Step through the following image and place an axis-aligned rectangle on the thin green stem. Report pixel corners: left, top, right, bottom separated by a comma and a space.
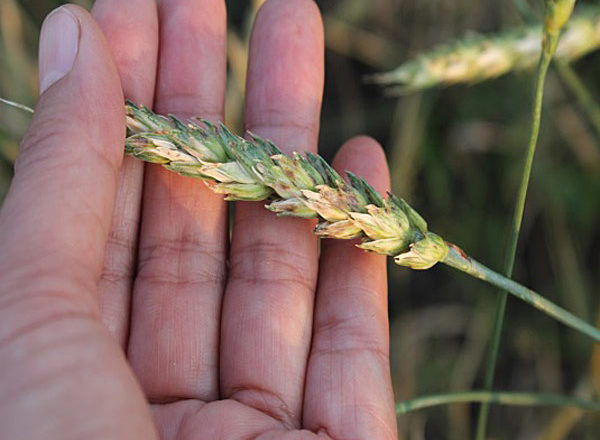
396, 391, 600, 414
554, 59, 600, 140
0, 97, 34, 114
509, 0, 600, 141
442, 244, 600, 342
474, 33, 559, 439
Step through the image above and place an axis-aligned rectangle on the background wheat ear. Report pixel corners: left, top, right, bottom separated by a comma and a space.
369, 4, 600, 93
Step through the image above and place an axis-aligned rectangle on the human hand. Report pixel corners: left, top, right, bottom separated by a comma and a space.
0, 1, 397, 439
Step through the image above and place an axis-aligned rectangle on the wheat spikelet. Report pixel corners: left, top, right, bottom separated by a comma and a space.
370, 5, 600, 92
125, 101, 447, 269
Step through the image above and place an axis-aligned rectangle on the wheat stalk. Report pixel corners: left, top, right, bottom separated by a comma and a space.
475, 2, 576, 436
125, 101, 600, 342
370, 5, 599, 92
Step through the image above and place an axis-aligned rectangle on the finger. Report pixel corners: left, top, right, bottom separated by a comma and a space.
303, 137, 398, 439
0, 6, 156, 438
92, 0, 159, 346
0, 4, 125, 315
127, 0, 228, 402
220, 0, 324, 428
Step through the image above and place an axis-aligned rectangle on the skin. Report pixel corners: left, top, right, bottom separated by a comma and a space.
0, 1, 398, 439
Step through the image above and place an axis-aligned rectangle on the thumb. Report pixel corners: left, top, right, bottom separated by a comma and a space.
0, 10, 158, 438
0, 5, 124, 301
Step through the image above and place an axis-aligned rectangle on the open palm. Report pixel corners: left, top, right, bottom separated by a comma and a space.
0, 1, 397, 439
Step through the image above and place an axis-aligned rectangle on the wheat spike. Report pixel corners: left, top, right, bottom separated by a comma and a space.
123, 101, 600, 340
125, 101, 447, 269
370, 5, 600, 92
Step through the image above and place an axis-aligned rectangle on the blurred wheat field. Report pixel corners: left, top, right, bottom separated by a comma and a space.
1, 0, 599, 438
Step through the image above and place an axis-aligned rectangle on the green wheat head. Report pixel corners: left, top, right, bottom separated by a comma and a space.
125, 101, 448, 270
124, 101, 600, 342
371, 5, 599, 92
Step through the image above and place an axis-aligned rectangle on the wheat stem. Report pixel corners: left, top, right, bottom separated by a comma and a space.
476, 36, 556, 440
442, 245, 600, 341
0, 97, 34, 114
396, 391, 600, 414
475, 2, 576, 437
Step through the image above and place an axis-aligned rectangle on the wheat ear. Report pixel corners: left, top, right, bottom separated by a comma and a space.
370, 5, 599, 92
125, 100, 600, 341
126, 100, 442, 266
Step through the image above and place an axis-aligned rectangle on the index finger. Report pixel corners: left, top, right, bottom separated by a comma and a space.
92, 0, 159, 347
220, 0, 324, 428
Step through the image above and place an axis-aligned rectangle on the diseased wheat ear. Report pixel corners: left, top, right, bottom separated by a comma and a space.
124, 101, 600, 341
370, 5, 599, 92
125, 100, 447, 269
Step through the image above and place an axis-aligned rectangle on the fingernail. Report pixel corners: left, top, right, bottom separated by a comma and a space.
39, 7, 80, 94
